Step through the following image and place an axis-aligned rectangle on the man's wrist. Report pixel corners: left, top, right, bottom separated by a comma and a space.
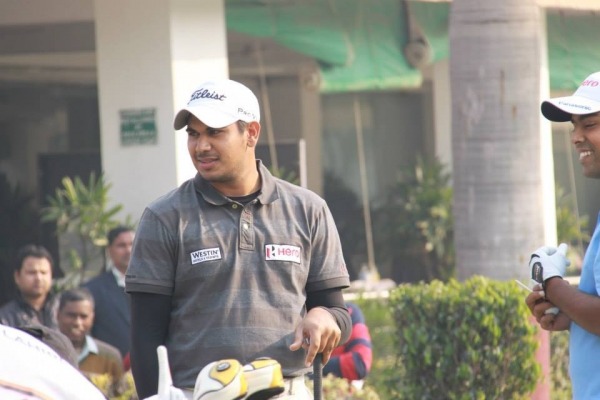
315, 306, 337, 323
322, 306, 352, 345
543, 276, 564, 298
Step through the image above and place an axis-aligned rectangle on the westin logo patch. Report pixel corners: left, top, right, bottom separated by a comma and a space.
190, 247, 222, 265
265, 244, 301, 264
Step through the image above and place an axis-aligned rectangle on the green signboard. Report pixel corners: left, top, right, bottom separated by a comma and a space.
120, 108, 157, 146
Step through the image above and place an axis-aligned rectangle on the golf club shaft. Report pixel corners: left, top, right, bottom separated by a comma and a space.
313, 354, 322, 400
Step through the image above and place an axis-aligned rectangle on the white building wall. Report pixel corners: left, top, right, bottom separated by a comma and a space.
94, 0, 228, 222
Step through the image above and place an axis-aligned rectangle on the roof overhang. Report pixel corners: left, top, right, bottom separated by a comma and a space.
537, 0, 600, 10
411, 0, 600, 11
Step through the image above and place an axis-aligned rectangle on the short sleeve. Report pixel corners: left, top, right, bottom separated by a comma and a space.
125, 208, 179, 295
305, 202, 350, 292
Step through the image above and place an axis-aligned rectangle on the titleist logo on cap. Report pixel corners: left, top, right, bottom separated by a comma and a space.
188, 89, 226, 104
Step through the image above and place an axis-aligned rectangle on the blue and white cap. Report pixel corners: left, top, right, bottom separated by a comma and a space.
541, 71, 600, 122
174, 79, 260, 129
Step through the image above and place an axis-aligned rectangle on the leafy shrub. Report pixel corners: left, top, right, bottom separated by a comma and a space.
373, 156, 454, 283
90, 371, 137, 399
555, 184, 589, 275
307, 374, 380, 400
41, 172, 133, 289
388, 276, 540, 399
354, 296, 398, 399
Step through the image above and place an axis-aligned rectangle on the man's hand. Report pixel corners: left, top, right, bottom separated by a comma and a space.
525, 284, 570, 331
289, 307, 341, 367
143, 346, 187, 400
530, 243, 570, 285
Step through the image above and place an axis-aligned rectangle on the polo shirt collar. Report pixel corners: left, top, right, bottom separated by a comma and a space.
193, 160, 280, 205
78, 335, 99, 363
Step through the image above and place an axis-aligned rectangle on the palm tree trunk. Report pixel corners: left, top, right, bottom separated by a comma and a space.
449, 0, 551, 281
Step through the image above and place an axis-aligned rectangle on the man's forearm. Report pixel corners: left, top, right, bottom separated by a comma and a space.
545, 277, 600, 335
130, 334, 161, 398
130, 292, 172, 398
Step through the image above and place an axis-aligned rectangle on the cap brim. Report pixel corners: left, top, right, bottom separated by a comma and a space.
173, 107, 238, 130
173, 109, 191, 130
541, 95, 600, 122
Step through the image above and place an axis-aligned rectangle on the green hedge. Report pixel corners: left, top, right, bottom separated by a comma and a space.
354, 296, 399, 399
356, 276, 541, 399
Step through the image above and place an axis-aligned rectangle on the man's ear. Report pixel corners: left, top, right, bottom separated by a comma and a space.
246, 121, 261, 148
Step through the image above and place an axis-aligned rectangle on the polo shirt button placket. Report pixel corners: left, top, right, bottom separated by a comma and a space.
240, 206, 254, 248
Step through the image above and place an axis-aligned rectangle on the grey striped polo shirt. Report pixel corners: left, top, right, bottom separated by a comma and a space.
126, 161, 349, 389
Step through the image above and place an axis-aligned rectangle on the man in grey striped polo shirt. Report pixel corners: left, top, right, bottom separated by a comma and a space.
126, 79, 351, 399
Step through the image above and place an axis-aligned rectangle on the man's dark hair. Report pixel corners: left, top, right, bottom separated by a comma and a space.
107, 225, 134, 246
236, 120, 249, 133
17, 324, 79, 368
14, 244, 54, 272
58, 287, 95, 311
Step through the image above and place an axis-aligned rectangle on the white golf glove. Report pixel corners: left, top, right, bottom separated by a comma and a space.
143, 346, 187, 400
529, 243, 570, 287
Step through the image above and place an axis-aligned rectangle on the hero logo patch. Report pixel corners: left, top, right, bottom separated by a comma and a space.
265, 244, 301, 264
190, 247, 222, 265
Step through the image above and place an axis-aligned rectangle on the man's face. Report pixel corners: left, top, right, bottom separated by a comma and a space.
57, 300, 94, 346
186, 115, 260, 194
571, 112, 600, 178
14, 256, 52, 300
108, 230, 135, 274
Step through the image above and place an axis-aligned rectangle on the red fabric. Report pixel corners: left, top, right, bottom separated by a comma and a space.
123, 351, 131, 371
326, 303, 373, 381
331, 322, 372, 380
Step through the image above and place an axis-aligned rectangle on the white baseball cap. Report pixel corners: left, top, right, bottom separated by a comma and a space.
541, 71, 600, 122
174, 79, 260, 130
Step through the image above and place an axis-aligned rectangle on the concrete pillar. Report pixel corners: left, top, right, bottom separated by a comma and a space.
533, 8, 554, 400
298, 71, 322, 193
538, 9, 557, 248
432, 59, 452, 170
93, 0, 228, 221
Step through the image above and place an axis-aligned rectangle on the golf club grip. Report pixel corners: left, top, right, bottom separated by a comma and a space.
313, 353, 323, 400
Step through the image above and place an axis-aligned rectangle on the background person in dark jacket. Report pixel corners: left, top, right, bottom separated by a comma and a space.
0, 244, 58, 329
83, 226, 134, 359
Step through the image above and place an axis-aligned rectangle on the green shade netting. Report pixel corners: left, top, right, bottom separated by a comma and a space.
227, 1, 598, 92
226, 0, 434, 92
546, 12, 600, 91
